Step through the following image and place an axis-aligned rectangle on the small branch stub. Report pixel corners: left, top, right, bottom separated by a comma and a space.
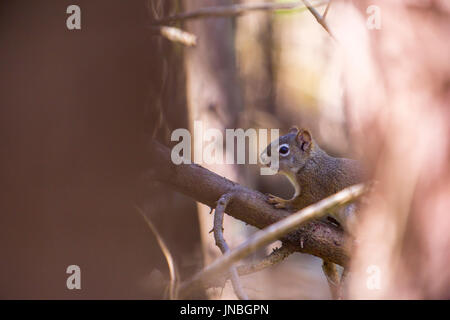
153, 26, 197, 47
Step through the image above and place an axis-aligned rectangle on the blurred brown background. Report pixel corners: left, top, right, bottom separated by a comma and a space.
0, 0, 202, 299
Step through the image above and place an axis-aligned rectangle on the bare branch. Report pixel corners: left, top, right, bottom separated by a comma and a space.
323, 0, 332, 19
301, 0, 335, 38
136, 205, 179, 299
197, 245, 294, 292
153, 1, 330, 24
235, 245, 294, 277
148, 141, 350, 268
213, 192, 248, 300
178, 184, 367, 297
150, 26, 197, 47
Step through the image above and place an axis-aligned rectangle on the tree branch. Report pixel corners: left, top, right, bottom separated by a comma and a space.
193, 245, 294, 292
153, 1, 330, 24
147, 141, 351, 268
236, 245, 294, 277
178, 184, 366, 297
150, 26, 197, 47
301, 0, 335, 38
213, 192, 248, 300
135, 205, 179, 299
323, 0, 332, 19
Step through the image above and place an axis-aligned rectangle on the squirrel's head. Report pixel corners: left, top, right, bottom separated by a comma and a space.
260, 126, 314, 174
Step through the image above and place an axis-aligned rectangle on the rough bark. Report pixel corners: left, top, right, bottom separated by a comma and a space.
148, 141, 350, 267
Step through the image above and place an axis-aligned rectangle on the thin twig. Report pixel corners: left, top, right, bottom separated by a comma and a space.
179, 183, 367, 297
301, 0, 335, 38
236, 245, 294, 277
150, 26, 197, 47
135, 205, 179, 299
153, 1, 330, 24
213, 193, 248, 300
200, 245, 294, 291
323, 0, 332, 19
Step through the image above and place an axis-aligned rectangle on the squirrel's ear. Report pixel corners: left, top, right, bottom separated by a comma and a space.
289, 126, 299, 134
296, 129, 312, 151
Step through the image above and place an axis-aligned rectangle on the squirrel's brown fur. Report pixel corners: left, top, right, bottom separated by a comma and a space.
261, 127, 363, 219
260, 126, 364, 298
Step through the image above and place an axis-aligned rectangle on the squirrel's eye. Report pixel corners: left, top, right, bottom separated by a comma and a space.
279, 145, 289, 155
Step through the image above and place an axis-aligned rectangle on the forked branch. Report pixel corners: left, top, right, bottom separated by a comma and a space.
178, 184, 367, 297
213, 192, 248, 300
147, 141, 350, 267
301, 0, 335, 38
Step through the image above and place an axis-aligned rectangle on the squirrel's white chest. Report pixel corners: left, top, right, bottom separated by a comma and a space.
281, 171, 301, 200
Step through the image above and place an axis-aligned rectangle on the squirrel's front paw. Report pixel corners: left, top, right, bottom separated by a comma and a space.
266, 194, 290, 209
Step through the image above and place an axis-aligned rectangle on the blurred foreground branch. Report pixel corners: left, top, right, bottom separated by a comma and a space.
153, 1, 330, 24
301, 0, 334, 38
151, 26, 197, 47
179, 183, 366, 297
